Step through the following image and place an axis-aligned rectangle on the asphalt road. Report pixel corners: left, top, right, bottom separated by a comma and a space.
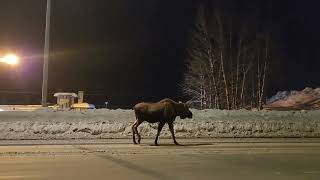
0, 138, 320, 180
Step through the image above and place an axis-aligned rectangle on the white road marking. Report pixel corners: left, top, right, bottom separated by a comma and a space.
0, 176, 38, 179
303, 171, 320, 174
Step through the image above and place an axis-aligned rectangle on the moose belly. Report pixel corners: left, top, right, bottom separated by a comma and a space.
143, 111, 167, 123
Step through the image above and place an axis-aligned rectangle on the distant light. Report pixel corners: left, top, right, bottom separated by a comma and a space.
0, 54, 19, 65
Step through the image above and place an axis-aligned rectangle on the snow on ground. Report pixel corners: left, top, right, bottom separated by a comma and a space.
0, 108, 320, 140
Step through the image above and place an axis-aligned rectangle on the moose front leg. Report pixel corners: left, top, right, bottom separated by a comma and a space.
155, 122, 165, 146
168, 122, 179, 145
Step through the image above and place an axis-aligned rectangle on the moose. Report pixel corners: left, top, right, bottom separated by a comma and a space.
132, 98, 193, 146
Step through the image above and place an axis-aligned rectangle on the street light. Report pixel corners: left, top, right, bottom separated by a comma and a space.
0, 54, 19, 65
42, 0, 51, 107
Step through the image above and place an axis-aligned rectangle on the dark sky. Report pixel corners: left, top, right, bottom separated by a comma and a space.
271, 0, 320, 93
0, 0, 319, 107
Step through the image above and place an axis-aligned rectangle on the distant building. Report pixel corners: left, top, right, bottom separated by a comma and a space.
53, 92, 78, 109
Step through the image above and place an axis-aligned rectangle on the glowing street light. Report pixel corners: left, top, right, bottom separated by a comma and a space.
0, 54, 19, 65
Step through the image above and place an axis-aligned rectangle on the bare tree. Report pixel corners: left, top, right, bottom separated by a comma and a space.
183, 1, 273, 110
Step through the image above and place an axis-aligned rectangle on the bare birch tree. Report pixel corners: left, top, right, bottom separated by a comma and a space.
183, 1, 273, 110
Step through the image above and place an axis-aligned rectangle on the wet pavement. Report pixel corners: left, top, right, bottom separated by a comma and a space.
0, 138, 319, 180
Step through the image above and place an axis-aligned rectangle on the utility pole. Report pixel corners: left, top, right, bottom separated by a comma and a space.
42, 0, 51, 107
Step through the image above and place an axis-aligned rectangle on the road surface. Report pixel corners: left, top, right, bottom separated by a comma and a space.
0, 138, 319, 180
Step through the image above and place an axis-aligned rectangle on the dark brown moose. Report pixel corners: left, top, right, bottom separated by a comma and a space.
132, 98, 193, 146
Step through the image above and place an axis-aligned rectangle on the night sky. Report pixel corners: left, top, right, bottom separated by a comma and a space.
0, 0, 319, 107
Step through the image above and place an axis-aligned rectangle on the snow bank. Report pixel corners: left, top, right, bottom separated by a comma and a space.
265, 87, 320, 110
0, 108, 320, 139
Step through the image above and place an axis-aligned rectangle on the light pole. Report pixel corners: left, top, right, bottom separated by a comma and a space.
42, 0, 51, 107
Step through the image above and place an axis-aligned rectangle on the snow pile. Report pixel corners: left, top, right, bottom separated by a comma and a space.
265, 87, 320, 110
0, 108, 320, 140
267, 91, 298, 104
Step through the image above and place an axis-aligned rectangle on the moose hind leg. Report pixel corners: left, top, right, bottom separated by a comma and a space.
168, 122, 179, 145
134, 121, 143, 144
155, 122, 165, 146
132, 121, 138, 144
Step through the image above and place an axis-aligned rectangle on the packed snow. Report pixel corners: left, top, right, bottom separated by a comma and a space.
0, 108, 320, 140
